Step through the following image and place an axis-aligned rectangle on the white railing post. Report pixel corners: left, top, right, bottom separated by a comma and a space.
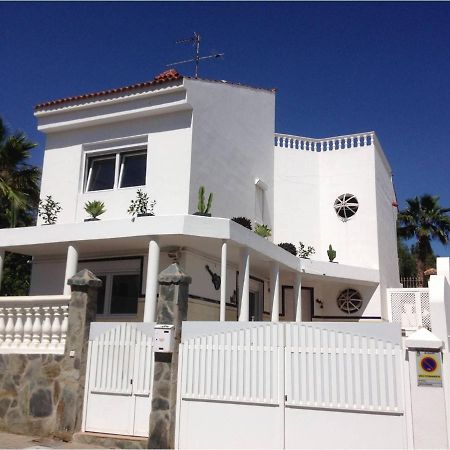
0, 250, 4, 291
0, 308, 5, 345
32, 306, 42, 347
23, 307, 33, 346
51, 306, 61, 347
220, 241, 227, 322
41, 306, 52, 346
4, 308, 14, 346
63, 244, 78, 295
144, 238, 160, 323
238, 247, 250, 322
13, 307, 23, 346
270, 262, 280, 322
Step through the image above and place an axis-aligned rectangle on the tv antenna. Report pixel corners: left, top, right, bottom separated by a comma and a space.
167, 32, 224, 78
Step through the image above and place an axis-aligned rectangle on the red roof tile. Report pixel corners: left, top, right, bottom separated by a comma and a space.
34, 69, 276, 111
34, 69, 183, 111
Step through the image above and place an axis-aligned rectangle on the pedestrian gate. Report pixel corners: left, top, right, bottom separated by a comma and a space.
82, 322, 154, 437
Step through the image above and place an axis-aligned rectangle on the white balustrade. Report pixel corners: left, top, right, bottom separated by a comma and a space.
274, 131, 375, 151
0, 295, 70, 354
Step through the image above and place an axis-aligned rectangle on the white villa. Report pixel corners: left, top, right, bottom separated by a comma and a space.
0, 68, 400, 325
4, 69, 450, 450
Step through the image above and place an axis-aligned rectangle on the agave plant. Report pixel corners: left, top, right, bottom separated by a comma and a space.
231, 216, 252, 230
254, 223, 272, 238
84, 200, 106, 220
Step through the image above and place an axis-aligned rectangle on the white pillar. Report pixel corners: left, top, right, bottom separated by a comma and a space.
270, 262, 280, 322
143, 238, 160, 323
238, 247, 250, 322
0, 251, 4, 291
220, 241, 227, 322
294, 273, 302, 322
63, 245, 78, 295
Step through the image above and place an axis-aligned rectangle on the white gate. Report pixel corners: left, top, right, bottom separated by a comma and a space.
82, 322, 154, 437
176, 322, 406, 449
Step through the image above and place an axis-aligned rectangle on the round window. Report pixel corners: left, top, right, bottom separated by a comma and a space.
337, 289, 363, 314
334, 193, 359, 221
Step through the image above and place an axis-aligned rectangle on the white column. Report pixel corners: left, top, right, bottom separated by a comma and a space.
63, 245, 78, 295
294, 273, 302, 322
220, 241, 227, 322
143, 238, 160, 323
238, 247, 250, 322
270, 262, 280, 322
0, 250, 5, 291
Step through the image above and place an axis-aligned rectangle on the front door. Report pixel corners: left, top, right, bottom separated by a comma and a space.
83, 322, 154, 437
249, 278, 264, 321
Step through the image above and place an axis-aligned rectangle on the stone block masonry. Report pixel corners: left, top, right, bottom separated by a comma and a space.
0, 269, 100, 440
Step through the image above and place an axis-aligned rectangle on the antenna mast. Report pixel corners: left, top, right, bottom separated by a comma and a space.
167, 32, 223, 78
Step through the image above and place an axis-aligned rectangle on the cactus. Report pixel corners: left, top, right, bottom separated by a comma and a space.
197, 186, 213, 215
327, 244, 337, 262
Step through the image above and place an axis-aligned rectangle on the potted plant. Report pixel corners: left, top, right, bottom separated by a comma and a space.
278, 242, 297, 256
194, 186, 213, 216
298, 241, 315, 259
84, 200, 106, 221
254, 223, 271, 238
327, 244, 337, 262
38, 195, 62, 225
128, 189, 156, 218
231, 217, 252, 230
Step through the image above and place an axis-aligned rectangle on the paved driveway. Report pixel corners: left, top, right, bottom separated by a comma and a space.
0, 431, 102, 449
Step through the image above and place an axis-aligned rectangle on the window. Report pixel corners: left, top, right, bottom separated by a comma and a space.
337, 288, 363, 314
255, 185, 265, 224
96, 273, 140, 315
85, 149, 147, 192
334, 193, 359, 221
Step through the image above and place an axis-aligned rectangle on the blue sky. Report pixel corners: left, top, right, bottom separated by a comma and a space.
1, 2, 449, 255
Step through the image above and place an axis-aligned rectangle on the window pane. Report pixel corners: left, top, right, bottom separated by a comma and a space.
96, 276, 107, 314
120, 153, 147, 188
88, 157, 115, 191
110, 274, 140, 314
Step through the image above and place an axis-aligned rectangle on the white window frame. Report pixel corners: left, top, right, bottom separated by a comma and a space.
254, 178, 268, 225
96, 271, 141, 316
84, 144, 147, 193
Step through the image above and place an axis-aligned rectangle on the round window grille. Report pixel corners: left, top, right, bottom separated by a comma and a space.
337, 289, 363, 314
334, 193, 359, 221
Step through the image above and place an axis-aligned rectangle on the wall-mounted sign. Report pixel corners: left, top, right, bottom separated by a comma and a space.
416, 351, 442, 387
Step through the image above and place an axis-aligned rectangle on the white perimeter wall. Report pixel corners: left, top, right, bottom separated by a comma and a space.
186, 79, 275, 225
39, 110, 193, 224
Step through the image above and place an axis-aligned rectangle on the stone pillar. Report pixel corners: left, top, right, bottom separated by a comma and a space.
57, 269, 102, 438
220, 241, 227, 322
148, 263, 191, 449
63, 245, 78, 295
144, 238, 160, 323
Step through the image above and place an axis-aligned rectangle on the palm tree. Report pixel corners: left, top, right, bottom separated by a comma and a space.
0, 117, 40, 228
398, 194, 450, 280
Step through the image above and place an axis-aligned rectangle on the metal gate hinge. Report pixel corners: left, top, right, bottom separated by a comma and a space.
130, 379, 133, 385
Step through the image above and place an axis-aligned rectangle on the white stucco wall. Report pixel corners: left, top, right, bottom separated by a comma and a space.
186, 79, 275, 225
39, 111, 193, 224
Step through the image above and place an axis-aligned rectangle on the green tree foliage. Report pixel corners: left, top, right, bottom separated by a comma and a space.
398, 194, 450, 280
397, 238, 417, 278
0, 117, 40, 295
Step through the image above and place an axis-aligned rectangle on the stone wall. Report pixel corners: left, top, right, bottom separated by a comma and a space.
0, 270, 100, 440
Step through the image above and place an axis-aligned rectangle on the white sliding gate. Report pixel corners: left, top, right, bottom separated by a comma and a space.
176, 322, 406, 449
82, 322, 154, 437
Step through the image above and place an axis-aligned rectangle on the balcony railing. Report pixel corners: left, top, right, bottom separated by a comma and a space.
0, 295, 70, 354
274, 131, 375, 151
